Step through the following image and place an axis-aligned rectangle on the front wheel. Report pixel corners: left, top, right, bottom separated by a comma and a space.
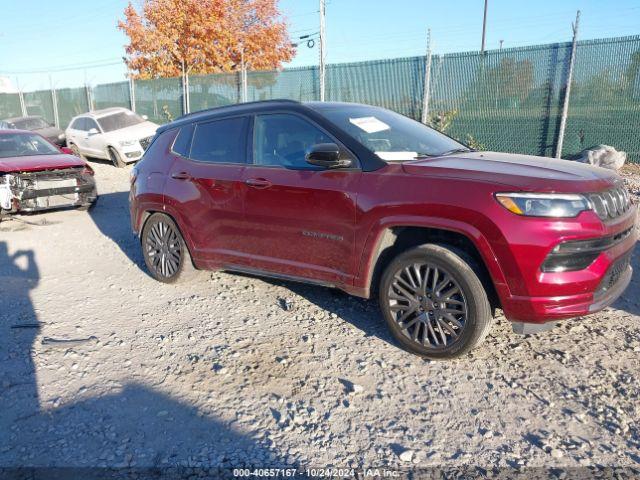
379, 244, 493, 359
108, 147, 126, 168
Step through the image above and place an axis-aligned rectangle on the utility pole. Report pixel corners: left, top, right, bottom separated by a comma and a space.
420, 29, 432, 125
499, 39, 504, 50
555, 10, 580, 159
481, 0, 488, 53
319, 0, 326, 101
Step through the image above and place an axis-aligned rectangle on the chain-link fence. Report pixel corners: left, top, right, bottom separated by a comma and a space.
2, 35, 639, 162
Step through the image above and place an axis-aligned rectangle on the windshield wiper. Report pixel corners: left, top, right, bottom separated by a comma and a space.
439, 148, 473, 156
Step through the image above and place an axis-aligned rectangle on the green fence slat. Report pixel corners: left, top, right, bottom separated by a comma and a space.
2, 35, 640, 162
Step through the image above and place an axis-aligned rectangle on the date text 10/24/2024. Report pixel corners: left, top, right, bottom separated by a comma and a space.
233, 468, 402, 478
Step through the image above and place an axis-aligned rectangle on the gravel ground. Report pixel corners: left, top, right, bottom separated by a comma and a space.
0, 160, 639, 474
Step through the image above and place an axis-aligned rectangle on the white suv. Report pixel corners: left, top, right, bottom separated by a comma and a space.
66, 108, 159, 167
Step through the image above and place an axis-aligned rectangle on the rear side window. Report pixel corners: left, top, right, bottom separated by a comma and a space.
172, 124, 194, 157
190, 117, 247, 164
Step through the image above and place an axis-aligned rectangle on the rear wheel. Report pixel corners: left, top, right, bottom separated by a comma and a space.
379, 244, 492, 359
141, 213, 190, 283
108, 147, 126, 168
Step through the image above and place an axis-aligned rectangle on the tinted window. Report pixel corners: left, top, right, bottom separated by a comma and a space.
70, 118, 86, 131
190, 117, 247, 164
97, 111, 144, 132
0, 132, 60, 158
13, 117, 49, 130
86, 119, 100, 132
172, 125, 194, 157
253, 114, 333, 168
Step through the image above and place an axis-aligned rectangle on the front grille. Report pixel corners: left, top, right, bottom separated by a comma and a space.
139, 136, 153, 151
588, 185, 632, 220
596, 252, 632, 296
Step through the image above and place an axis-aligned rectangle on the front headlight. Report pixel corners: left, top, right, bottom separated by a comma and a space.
58, 133, 65, 140
495, 192, 591, 218
119, 139, 137, 147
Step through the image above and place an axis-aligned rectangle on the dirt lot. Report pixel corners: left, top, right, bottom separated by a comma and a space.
1, 160, 639, 473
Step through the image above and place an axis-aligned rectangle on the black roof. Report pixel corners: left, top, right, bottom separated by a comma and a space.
156, 99, 379, 134
157, 99, 304, 134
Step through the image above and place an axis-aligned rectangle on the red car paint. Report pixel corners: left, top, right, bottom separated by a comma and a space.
130, 101, 638, 325
0, 129, 89, 173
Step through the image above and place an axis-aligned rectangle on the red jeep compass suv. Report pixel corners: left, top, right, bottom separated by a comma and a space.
130, 100, 637, 359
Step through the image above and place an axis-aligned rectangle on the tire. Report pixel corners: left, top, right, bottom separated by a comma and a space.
141, 213, 193, 283
108, 147, 126, 168
379, 244, 493, 359
69, 143, 86, 161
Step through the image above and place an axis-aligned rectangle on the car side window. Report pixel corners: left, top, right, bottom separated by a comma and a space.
190, 117, 247, 164
86, 119, 100, 132
71, 118, 85, 131
172, 125, 194, 157
253, 113, 334, 169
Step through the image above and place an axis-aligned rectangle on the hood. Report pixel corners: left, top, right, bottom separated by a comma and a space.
100, 121, 159, 142
402, 151, 620, 193
0, 153, 86, 173
33, 126, 64, 140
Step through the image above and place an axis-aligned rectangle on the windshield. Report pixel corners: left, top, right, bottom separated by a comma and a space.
97, 111, 145, 133
12, 117, 49, 130
315, 105, 469, 161
0, 132, 60, 158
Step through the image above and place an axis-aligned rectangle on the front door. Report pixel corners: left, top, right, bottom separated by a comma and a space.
239, 113, 361, 285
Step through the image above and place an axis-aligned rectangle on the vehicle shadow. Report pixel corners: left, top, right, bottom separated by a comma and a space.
88, 191, 146, 271
227, 271, 399, 350
0, 241, 291, 476
612, 242, 640, 317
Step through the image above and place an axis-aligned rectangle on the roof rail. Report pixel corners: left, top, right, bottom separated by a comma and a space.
174, 99, 301, 121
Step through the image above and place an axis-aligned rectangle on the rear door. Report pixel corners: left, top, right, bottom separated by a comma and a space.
164, 116, 249, 268
239, 112, 361, 285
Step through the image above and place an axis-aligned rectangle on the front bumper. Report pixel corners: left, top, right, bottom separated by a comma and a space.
498, 205, 638, 323
0, 168, 97, 214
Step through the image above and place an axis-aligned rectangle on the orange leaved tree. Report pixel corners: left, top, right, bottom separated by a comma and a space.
118, 0, 295, 79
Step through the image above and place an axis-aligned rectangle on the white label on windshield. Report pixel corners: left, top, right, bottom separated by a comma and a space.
349, 116, 390, 133
375, 151, 417, 161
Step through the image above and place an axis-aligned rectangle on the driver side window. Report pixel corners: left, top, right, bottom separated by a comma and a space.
253, 114, 333, 169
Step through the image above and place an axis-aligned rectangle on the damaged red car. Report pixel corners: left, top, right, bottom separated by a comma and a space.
0, 130, 97, 220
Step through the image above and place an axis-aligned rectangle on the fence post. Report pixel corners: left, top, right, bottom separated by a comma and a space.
420, 29, 432, 124
50, 75, 59, 128
555, 10, 580, 159
129, 77, 136, 113
18, 90, 27, 117
85, 84, 93, 112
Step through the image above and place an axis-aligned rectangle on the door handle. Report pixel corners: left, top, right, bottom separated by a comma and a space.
171, 172, 192, 180
245, 178, 272, 189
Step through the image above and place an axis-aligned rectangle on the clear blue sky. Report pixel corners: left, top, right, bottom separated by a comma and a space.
1, 0, 639, 90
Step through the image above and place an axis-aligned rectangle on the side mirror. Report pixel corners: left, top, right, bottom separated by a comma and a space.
87, 128, 99, 136
305, 143, 352, 169
142, 114, 148, 121
60, 146, 74, 155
